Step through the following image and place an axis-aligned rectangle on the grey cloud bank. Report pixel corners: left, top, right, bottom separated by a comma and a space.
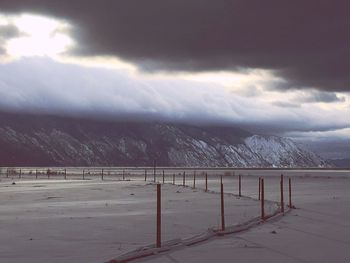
0, 58, 349, 136
1, 0, 350, 92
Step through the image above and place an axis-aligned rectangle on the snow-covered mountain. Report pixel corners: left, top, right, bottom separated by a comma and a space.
0, 112, 329, 167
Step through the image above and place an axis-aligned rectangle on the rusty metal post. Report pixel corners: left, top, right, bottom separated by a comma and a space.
19, 169, 21, 179
281, 174, 284, 213
144, 169, 147, 181
183, 171, 185, 186
83, 169, 85, 180
64, 169, 67, 180
221, 182, 225, 231
156, 184, 161, 248
173, 173, 175, 185
162, 170, 165, 184
101, 169, 104, 180
261, 178, 265, 220
258, 177, 261, 200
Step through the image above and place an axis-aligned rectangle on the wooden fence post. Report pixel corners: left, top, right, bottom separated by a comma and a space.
64, 169, 67, 180
156, 184, 161, 248
173, 173, 175, 185
145, 170, 147, 181
183, 171, 185, 186
35, 169, 38, 179
123, 169, 125, 181
83, 169, 85, 180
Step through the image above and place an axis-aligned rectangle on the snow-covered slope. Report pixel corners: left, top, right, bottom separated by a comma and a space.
244, 135, 327, 167
0, 112, 329, 167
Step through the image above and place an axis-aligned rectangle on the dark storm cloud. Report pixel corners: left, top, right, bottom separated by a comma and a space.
1, 0, 350, 92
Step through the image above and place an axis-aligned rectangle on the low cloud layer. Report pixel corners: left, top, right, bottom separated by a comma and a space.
0, 58, 349, 136
1, 1, 350, 92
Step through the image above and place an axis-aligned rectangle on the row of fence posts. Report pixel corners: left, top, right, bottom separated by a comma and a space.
4, 168, 208, 184
2, 169, 293, 211
1, 167, 294, 249
4, 168, 127, 181
4, 168, 68, 179
2, 168, 293, 213
149, 170, 211, 193
154, 173, 294, 248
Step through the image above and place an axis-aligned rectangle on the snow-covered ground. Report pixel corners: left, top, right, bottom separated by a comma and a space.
0, 171, 349, 263
0, 174, 277, 263
136, 173, 350, 263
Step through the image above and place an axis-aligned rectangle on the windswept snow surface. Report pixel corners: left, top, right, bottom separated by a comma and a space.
0, 176, 277, 263
137, 172, 350, 263
2, 171, 349, 263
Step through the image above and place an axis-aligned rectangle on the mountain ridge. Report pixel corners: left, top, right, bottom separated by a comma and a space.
0, 112, 329, 167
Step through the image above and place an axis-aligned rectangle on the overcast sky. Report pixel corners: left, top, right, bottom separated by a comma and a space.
0, 1, 349, 157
